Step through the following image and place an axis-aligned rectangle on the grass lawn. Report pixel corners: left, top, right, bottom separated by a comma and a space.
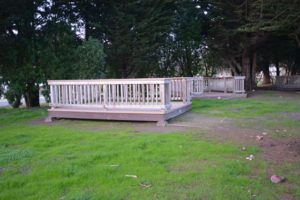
0, 91, 299, 200
192, 95, 300, 119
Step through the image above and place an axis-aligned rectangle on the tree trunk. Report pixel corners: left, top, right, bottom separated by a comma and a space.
12, 95, 22, 108
184, 46, 193, 76
275, 62, 280, 76
242, 49, 252, 91
291, 64, 297, 75
204, 63, 209, 77
262, 64, 271, 84
251, 51, 257, 88
24, 83, 40, 107
121, 60, 128, 78
226, 59, 238, 76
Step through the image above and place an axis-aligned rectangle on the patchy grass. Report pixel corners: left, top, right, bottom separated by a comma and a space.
191, 92, 300, 138
1, 91, 300, 199
0, 107, 47, 126
0, 124, 270, 200
192, 97, 300, 119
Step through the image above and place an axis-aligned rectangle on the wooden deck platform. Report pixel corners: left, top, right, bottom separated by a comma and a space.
47, 102, 191, 126
46, 77, 245, 125
46, 78, 196, 126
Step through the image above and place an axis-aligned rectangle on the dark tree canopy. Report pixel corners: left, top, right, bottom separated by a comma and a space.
0, 0, 299, 107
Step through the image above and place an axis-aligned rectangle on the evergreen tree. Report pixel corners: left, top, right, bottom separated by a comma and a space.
77, 0, 176, 78
0, 0, 106, 108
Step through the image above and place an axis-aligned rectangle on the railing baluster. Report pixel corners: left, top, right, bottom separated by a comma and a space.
49, 78, 194, 110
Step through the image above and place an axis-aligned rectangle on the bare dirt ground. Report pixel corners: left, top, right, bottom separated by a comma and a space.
168, 112, 300, 164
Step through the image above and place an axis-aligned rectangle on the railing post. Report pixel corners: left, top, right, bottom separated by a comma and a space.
49, 84, 54, 108
181, 78, 186, 103
160, 80, 171, 110
200, 77, 204, 93
186, 78, 192, 103
224, 77, 227, 93
233, 77, 237, 93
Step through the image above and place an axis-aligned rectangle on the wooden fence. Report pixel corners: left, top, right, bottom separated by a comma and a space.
192, 76, 204, 95
275, 75, 300, 89
204, 76, 245, 93
169, 77, 192, 103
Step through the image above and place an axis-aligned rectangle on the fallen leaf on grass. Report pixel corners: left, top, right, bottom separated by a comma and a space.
246, 155, 254, 161
125, 175, 137, 178
256, 135, 263, 141
104, 164, 119, 167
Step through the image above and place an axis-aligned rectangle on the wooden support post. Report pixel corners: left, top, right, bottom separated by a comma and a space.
157, 120, 168, 126
224, 77, 227, 93
159, 83, 165, 109
45, 115, 54, 123
50, 85, 54, 108
103, 84, 108, 107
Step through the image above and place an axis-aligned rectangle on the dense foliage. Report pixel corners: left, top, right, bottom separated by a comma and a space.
0, 0, 299, 107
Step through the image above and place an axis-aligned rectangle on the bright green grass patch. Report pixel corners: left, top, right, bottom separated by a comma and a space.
0, 124, 275, 200
0, 107, 47, 126
192, 98, 300, 118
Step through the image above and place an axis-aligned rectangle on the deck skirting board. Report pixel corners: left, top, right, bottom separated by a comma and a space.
193, 92, 247, 99
164, 104, 192, 120
46, 103, 191, 125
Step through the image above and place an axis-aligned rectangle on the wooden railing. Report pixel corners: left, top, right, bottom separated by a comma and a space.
169, 77, 192, 103
192, 76, 204, 95
233, 76, 246, 93
48, 78, 173, 110
204, 76, 245, 93
275, 76, 300, 88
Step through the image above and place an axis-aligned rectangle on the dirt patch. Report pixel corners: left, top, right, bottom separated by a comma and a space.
168, 112, 261, 144
287, 140, 300, 154
261, 138, 300, 164
20, 166, 31, 175
287, 113, 300, 121
28, 118, 56, 126
168, 112, 300, 166
133, 122, 187, 133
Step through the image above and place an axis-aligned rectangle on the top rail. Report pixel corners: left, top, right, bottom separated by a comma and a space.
48, 78, 182, 111
48, 78, 170, 85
